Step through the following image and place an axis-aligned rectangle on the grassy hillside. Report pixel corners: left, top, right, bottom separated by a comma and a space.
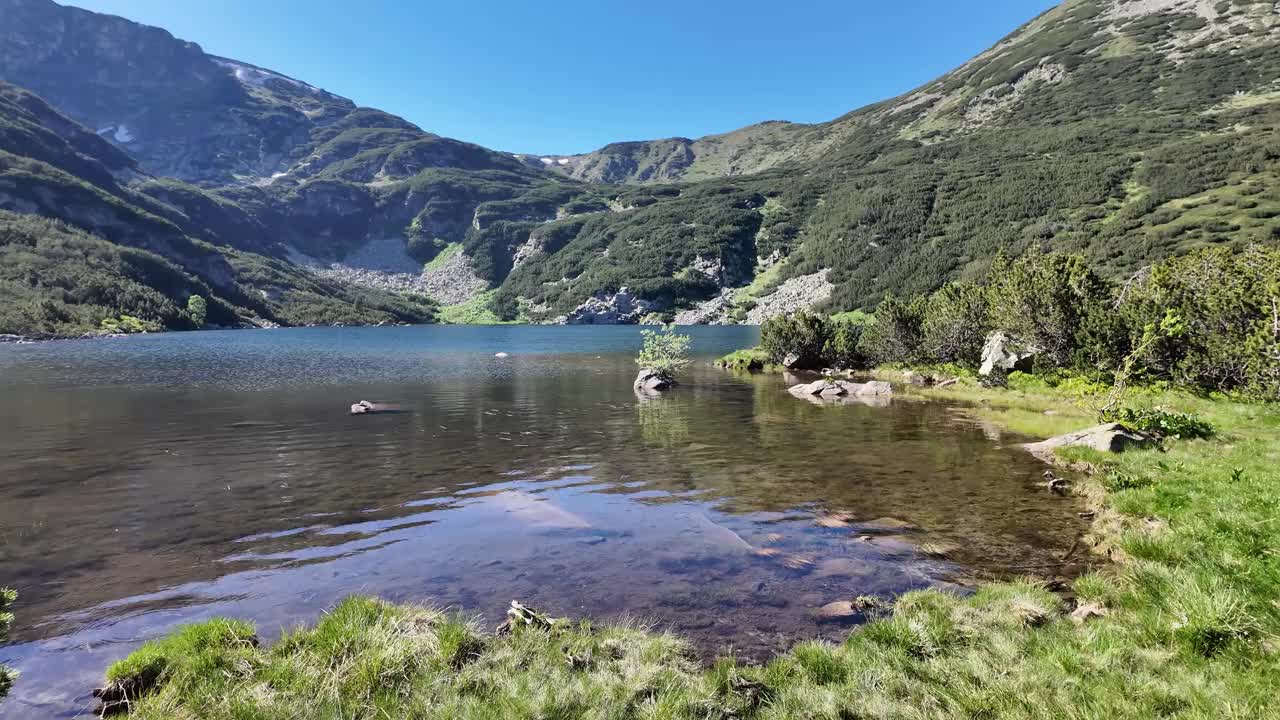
518, 0, 1280, 313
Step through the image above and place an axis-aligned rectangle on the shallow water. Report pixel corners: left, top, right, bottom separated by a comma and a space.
0, 326, 1085, 718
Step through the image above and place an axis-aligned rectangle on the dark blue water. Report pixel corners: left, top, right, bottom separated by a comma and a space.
0, 325, 1084, 718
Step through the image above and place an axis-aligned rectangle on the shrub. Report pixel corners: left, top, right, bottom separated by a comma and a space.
1119, 245, 1280, 396
857, 292, 926, 365
986, 249, 1113, 368
186, 294, 207, 328
920, 281, 990, 366
636, 325, 692, 381
0, 588, 13, 698
760, 311, 871, 369
760, 311, 833, 369
100, 315, 162, 334
1100, 406, 1215, 440
824, 320, 869, 369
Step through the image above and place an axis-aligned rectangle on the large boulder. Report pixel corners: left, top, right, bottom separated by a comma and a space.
1023, 423, 1151, 461
979, 331, 1041, 381
634, 368, 672, 392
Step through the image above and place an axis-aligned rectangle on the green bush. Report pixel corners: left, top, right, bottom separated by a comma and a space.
1, 587, 14, 698
760, 311, 871, 370
100, 315, 162, 334
760, 311, 833, 369
921, 281, 991, 366
636, 325, 692, 381
186, 294, 207, 328
1121, 245, 1280, 398
986, 250, 1113, 368
1100, 406, 1216, 440
824, 321, 868, 369
857, 292, 926, 365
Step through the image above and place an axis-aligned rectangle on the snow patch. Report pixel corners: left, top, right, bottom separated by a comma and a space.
212, 58, 323, 96
113, 125, 135, 143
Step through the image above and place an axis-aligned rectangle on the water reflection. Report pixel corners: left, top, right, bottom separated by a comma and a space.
0, 327, 1085, 718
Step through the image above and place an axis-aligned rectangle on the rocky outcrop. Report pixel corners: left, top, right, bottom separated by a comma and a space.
290, 240, 488, 306
745, 270, 835, 324
556, 287, 656, 325
1023, 423, 1151, 461
418, 248, 489, 305
673, 288, 735, 325
979, 331, 1040, 382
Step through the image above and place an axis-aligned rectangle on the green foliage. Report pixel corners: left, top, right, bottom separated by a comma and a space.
760, 311, 833, 368
824, 321, 868, 370
186, 294, 207, 328
752, 246, 1278, 403
716, 347, 772, 372
0, 587, 14, 698
921, 281, 991, 365
0, 212, 234, 336
636, 325, 692, 380
1101, 406, 1216, 440
759, 311, 872, 369
986, 249, 1114, 368
100, 315, 162, 334
857, 292, 927, 365
1120, 245, 1280, 398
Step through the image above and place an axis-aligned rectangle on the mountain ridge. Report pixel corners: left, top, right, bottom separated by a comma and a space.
0, 0, 1276, 335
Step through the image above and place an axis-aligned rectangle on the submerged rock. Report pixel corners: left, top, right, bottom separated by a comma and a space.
1023, 423, 1151, 461
816, 600, 857, 619
858, 517, 920, 533
789, 379, 893, 400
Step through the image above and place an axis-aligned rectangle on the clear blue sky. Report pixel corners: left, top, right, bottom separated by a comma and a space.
67, 1, 1056, 155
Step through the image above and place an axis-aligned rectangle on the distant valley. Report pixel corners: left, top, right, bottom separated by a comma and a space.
0, 0, 1277, 336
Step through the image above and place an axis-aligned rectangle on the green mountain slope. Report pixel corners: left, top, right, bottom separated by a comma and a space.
0, 84, 438, 336
0, 0, 1276, 332
521, 0, 1280, 317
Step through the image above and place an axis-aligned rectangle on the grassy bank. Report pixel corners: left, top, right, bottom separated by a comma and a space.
95, 375, 1279, 719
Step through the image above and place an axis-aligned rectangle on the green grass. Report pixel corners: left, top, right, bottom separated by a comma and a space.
436, 290, 515, 325
101, 373, 1280, 719
422, 242, 463, 273
715, 347, 774, 371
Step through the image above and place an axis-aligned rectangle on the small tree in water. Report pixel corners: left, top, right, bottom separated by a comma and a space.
637, 325, 692, 382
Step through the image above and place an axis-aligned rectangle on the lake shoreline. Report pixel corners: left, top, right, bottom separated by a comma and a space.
71, 365, 1279, 718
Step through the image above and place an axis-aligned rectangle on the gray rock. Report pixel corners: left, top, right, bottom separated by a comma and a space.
782, 353, 803, 369
561, 287, 657, 325
816, 601, 857, 619
855, 380, 893, 396
979, 331, 1041, 378
744, 269, 835, 324
634, 368, 672, 392
1023, 422, 1151, 460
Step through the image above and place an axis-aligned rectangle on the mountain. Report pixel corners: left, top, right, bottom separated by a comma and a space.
550, 0, 1280, 186
0, 0, 1277, 335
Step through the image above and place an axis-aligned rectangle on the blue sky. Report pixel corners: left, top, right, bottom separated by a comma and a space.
68, 1, 1056, 155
